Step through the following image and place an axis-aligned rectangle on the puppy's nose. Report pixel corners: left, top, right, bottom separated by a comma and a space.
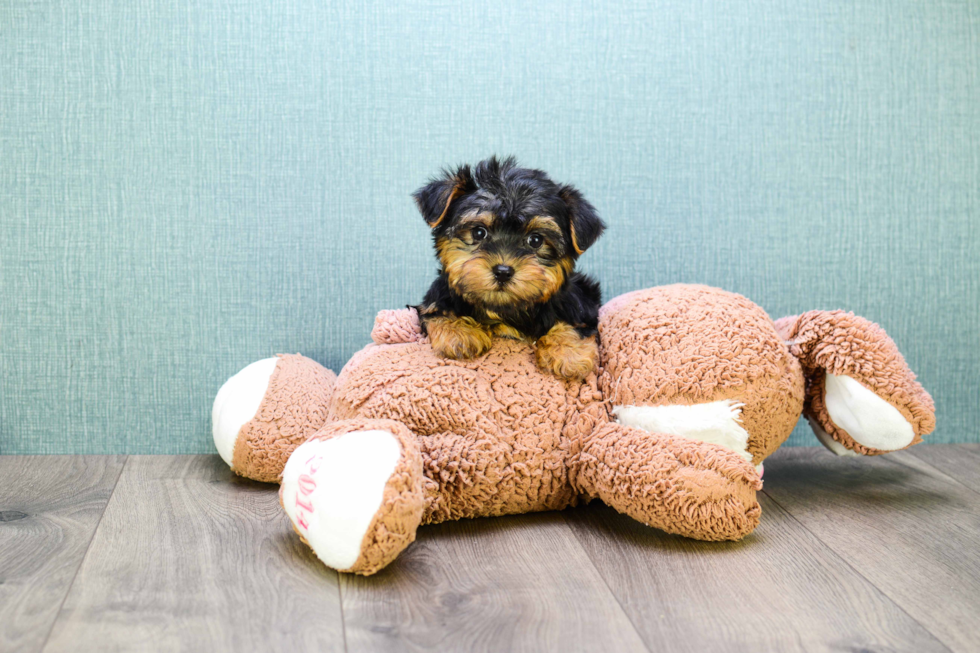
492, 264, 515, 282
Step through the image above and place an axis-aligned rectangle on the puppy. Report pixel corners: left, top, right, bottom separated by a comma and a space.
413, 156, 605, 381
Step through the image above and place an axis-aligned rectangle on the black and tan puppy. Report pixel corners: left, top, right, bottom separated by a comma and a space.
413, 156, 605, 380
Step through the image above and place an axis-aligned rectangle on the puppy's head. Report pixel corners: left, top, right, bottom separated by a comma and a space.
413, 156, 605, 310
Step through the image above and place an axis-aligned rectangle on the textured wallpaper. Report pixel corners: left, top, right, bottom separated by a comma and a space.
1, 0, 977, 454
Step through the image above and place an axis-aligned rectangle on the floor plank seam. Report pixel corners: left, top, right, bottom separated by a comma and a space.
559, 512, 653, 653
37, 455, 129, 653
895, 452, 980, 499
760, 487, 955, 653
338, 574, 349, 653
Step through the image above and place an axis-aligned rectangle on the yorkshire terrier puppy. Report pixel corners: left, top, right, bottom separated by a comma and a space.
413, 156, 605, 381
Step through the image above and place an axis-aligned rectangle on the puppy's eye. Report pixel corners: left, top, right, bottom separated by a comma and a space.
472, 226, 488, 242
527, 233, 544, 249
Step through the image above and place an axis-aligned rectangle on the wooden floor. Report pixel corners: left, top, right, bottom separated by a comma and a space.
1, 446, 979, 652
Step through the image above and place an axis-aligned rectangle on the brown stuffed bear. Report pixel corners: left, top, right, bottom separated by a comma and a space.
212, 284, 934, 575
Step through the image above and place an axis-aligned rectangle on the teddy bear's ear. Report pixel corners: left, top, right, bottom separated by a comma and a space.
412, 165, 476, 229
559, 184, 606, 255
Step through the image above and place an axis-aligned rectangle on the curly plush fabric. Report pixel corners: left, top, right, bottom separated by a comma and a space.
329, 337, 582, 523
216, 284, 936, 574
232, 354, 336, 482
598, 285, 804, 464
775, 311, 936, 455
577, 421, 762, 540
373, 309, 425, 345
334, 297, 767, 537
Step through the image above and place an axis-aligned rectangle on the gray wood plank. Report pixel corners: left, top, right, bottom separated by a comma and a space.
904, 444, 980, 495
340, 511, 649, 653
564, 495, 947, 653
763, 447, 980, 653
0, 456, 125, 653
43, 455, 345, 653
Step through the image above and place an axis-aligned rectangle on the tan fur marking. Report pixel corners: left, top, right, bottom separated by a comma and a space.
439, 242, 565, 307
527, 216, 563, 236
505, 258, 557, 304
436, 237, 472, 294
457, 211, 495, 228
492, 323, 527, 340
429, 182, 465, 229
426, 315, 493, 360
535, 322, 598, 380
569, 222, 585, 255
539, 260, 569, 302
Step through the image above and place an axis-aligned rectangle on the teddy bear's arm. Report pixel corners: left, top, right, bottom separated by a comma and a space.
372, 308, 426, 345
576, 422, 762, 541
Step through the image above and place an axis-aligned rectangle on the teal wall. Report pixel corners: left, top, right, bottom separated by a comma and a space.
2, 1, 977, 454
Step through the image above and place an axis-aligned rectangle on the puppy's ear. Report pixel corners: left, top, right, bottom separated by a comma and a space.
559, 185, 605, 255
413, 165, 475, 229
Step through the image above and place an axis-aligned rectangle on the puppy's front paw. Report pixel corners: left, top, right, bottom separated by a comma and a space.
535, 323, 598, 381
425, 315, 492, 360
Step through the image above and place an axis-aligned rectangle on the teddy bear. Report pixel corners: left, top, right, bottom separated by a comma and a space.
211, 284, 935, 575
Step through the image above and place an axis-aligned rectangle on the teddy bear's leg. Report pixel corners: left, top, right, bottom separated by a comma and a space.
775, 311, 935, 456
279, 418, 427, 575
212, 354, 337, 482
577, 422, 762, 541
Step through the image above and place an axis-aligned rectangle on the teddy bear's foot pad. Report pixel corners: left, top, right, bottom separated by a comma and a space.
212, 357, 279, 466
280, 430, 402, 571
814, 373, 915, 454
612, 400, 759, 471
